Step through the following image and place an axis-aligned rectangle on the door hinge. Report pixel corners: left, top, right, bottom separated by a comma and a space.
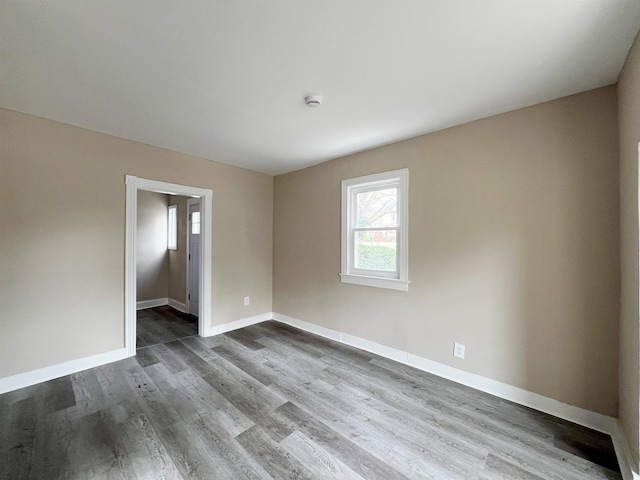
188, 294, 190, 300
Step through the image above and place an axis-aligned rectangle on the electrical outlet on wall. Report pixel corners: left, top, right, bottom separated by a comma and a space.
244, 296, 250, 306
453, 343, 465, 359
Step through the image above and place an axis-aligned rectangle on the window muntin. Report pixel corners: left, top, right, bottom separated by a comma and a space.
167, 205, 177, 250
341, 169, 408, 291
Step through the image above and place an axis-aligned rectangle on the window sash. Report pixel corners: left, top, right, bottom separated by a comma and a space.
349, 181, 400, 278
354, 187, 398, 228
351, 228, 400, 278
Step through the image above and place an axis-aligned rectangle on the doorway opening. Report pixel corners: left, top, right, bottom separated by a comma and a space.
124, 175, 213, 357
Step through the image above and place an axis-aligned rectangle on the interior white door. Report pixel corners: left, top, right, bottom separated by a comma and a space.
187, 200, 200, 317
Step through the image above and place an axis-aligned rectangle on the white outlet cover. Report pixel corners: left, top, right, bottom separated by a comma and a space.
453, 343, 465, 359
244, 296, 250, 306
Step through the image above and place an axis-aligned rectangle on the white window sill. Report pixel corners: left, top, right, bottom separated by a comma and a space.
340, 273, 409, 291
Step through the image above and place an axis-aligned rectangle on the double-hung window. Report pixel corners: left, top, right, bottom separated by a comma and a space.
340, 168, 409, 291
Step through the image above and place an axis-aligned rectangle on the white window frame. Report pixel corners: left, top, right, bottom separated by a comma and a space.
340, 168, 409, 291
167, 204, 177, 250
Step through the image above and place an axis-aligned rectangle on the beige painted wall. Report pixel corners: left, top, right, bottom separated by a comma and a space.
0, 108, 273, 378
618, 30, 640, 468
274, 86, 620, 416
168, 195, 188, 305
136, 191, 169, 302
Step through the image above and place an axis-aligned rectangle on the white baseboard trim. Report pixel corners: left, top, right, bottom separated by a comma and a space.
0, 348, 128, 394
136, 297, 168, 310
0, 310, 272, 395
406, 353, 615, 434
272, 312, 617, 432
611, 421, 640, 480
203, 312, 273, 337
167, 298, 187, 313
273, 313, 342, 342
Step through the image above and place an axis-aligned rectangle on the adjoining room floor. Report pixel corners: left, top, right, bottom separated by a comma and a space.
136, 305, 197, 348
0, 318, 621, 479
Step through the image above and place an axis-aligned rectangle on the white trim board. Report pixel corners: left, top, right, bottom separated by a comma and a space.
203, 312, 273, 337
136, 298, 188, 312
168, 298, 187, 313
612, 421, 640, 480
0, 348, 128, 394
136, 298, 168, 310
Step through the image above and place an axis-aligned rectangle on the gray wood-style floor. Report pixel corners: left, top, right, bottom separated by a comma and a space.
136, 306, 198, 348
0, 308, 621, 479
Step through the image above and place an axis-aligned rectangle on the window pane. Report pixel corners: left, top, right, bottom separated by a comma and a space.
168, 206, 177, 250
191, 211, 200, 235
355, 230, 397, 271
356, 188, 397, 228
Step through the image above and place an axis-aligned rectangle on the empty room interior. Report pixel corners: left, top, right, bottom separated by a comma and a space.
2, 1, 640, 479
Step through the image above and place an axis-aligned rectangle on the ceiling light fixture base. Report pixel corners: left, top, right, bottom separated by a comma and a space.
305, 94, 322, 108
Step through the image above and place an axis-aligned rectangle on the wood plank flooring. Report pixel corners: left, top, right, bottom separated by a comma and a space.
136, 306, 197, 348
0, 310, 621, 479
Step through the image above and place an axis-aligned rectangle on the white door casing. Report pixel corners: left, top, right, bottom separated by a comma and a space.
125, 175, 212, 356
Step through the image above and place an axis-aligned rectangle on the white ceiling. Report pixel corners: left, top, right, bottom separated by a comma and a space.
2, 1, 640, 175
